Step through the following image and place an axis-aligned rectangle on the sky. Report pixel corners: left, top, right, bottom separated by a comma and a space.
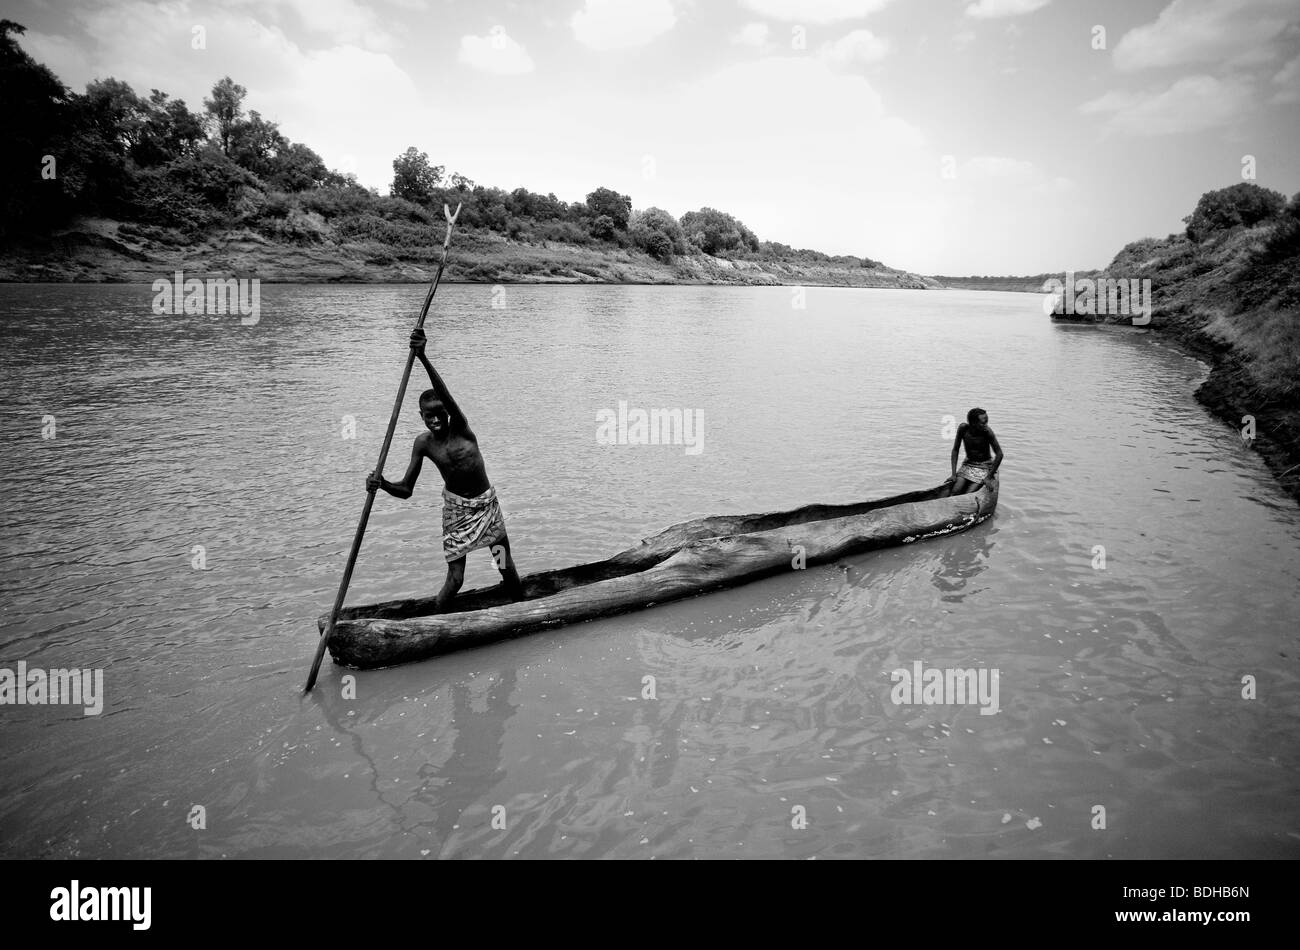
10, 0, 1300, 274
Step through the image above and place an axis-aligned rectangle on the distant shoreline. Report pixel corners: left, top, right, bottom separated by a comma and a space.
0, 218, 941, 290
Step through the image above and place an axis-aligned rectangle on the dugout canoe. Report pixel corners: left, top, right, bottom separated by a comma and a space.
317, 474, 998, 669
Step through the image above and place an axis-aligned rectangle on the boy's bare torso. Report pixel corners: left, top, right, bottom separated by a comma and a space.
418, 429, 491, 498
959, 423, 993, 462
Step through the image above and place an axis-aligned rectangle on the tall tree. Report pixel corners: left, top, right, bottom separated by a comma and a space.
203, 76, 246, 156
270, 142, 329, 191
585, 186, 631, 230
133, 89, 204, 167
82, 78, 144, 154
229, 110, 287, 178
0, 19, 72, 233
391, 146, 443, 203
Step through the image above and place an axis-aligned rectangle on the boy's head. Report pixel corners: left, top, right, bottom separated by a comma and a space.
967, 407, 988, 428
419, 389, 449, 434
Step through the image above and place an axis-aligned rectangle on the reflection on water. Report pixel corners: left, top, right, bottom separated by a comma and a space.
930, 526, 996, 604
0, 283, 1298, 859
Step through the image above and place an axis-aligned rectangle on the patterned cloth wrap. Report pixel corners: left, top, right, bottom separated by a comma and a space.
956, 459, 994, 484
441, 486, 507, 562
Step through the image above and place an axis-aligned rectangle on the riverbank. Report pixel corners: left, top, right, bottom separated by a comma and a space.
1046, 204, 1300, 505
0, 217, 940, 289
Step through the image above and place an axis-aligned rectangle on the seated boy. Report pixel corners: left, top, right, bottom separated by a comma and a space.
367, 328, 523, 609
944, 407, 1004, 496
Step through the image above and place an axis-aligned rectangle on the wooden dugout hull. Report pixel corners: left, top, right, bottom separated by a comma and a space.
318, 475, 998, 669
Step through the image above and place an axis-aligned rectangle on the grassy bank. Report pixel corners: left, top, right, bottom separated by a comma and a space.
1049, 186, 1300, 503
0, 216, 940, 288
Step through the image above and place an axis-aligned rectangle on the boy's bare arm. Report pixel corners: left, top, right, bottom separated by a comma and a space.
950, 423, 966, 476
411, 329, 470, 433
367, 438, 424, 499
987, 429, 1004, 473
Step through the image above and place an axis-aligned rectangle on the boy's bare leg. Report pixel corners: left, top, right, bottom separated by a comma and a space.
491, 535, 524, 599
434, 557, 466, 611
949, 476, 971, 497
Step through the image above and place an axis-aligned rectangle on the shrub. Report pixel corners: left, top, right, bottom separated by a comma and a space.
231, 185, 266, 224
590, 214, 616, 241
267, 207, 328, 244
374, 195, 434, 224
1184, 183, 1286, 243
1231, 192, 1300, 311
641, 230, 673, 261
680, 207, 760, 255
535, 219, 590, 245
629, 207, 687, 259
262, 190, 293, 218
299, 185, 377, 220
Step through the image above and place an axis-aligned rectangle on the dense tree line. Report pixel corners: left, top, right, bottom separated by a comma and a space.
0, 18, 889, 269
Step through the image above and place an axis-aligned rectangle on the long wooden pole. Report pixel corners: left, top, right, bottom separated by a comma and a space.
304, 202, 462, 693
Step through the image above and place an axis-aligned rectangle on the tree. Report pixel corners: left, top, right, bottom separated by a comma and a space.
641, 230, 673, 261
538, 192, 566, 221
203, 76, 246, 155
507, 186, 537, 218
590, 214, 616, 240
0, 19, 74, 233
67, 78, 146, 213
81, 78, 144, 154
391, 146, 443, 203
270, 142, 329, 191
630, 207, 687, 258
680, 207, 760, 254
133, 90, 204, 167
229, 110, 287, 179
1184, 183, 1286, 243
586, 186, 631, 230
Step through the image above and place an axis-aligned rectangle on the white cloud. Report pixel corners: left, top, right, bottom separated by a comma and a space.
1113, 0, 1294, 72
571, 0, 676, 50
732, 23, 772, 49
958, 156, 1073, 195
964, 0, 1051, 19
1080, 74, 1255, 135
227, 0, 400, 50
819, 29, 889, 69
934, 155, 1078, 273
1273, 55, 1300, 104
738, 0, 893, 25
593, 54, 949, 268
458, 29, 535, 75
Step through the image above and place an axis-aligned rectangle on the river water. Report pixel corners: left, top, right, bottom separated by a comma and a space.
1, 283, 1297, 859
